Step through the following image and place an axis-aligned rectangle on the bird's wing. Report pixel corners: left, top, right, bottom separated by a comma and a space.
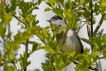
72, 29, 84, 53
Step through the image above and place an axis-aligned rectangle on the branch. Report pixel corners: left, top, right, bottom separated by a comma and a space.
94, 13, 106, 34
12, 14, 27, 26
13, 60, 20, 71
77, 22, 86, 33
78, 35, 89, 44
73, 60, 97, 70
90, 0, 94, 52
86, 20, 91, 37
90, 1, 93, 37
57, 0, 62, 9
1, 0, 7, 6
99, 56, 105, 59
96, 59, 102, 71
24, 39, 29, 71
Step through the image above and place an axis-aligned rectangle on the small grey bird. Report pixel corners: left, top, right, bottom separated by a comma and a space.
47, 15, 83, 54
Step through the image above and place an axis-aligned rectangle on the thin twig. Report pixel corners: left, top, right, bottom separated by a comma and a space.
94, 14, 105, 34
73, 60, 97, 70
96, 59, 102, 71
99, 56, 105, 59
78, 35, 89, 44
77, 22, 86, 33
12, 14, 27, 26
90, 0, 94, 52
86, 20, 91, 37
90, 1, 93, 37
8, 21, 11, 40
13, 60, 20, 71
1, 0, 7, 6
90, 1, 102, 71
57, 0, 61, 9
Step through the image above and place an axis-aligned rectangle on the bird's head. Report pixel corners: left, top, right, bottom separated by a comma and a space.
47, 15, 67, 27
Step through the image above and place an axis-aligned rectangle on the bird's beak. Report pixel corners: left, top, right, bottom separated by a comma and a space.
47, 20, 51, 22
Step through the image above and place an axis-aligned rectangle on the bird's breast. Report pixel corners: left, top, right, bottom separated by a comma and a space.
57, 29, 81, 53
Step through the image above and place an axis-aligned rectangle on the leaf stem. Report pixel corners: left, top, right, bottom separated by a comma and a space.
24, 39, 29, 71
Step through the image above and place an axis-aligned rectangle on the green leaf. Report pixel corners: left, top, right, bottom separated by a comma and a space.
18, 1, 35, 18
48, 0, 56, 7
81, 0, 91, 5
45, 7, 51, 11
53, 8, 63, 17
83, 10, 90, 18
4, 64, 15, 71
99, 0, 106, 13
64, 10, 78, 28
45, 2, 53, 7
32, 42, 39, 52
94, 3, 100, 15
4, 13, 12, 24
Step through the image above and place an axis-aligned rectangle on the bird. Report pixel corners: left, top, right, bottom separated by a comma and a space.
47, 15, 83, 54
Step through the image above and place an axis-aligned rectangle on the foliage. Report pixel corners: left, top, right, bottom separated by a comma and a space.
0, 0, 106, 71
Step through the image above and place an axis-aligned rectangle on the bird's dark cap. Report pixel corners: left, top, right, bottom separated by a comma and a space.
47, 15, 62, 22
51, 15, 62, 20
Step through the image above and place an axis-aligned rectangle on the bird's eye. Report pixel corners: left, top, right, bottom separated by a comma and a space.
51, 19, 55, 21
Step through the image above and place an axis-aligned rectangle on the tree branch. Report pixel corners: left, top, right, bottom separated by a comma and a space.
96, 59, 102, 71
94, 13, 105, 34
24, 39, 29, 71
13, 60, 20, 71
12, 14, 27, 26
78, 35, 89, 44
90, 0, 94, 52
90, 1, 102, 71
90, 1, 93, 37
86, 20, 91, 37
77, 22, 86, 33
1, 0, 7, 6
